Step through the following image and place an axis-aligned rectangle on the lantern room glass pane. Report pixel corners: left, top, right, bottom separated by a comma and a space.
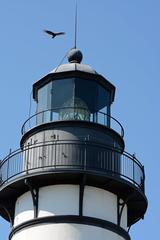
75, 78, 110, 113
37, 82, 52, 112
37, 82, 52, 123
75, 78, 110, 125
51, 79, 74, 109
36, 77, 111, 126
51, 79, 74, 121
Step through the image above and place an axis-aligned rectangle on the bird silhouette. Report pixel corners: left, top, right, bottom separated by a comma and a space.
44, 29, 65, 38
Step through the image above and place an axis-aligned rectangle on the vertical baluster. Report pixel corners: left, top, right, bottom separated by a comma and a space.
6, 157, 9, 182
26, 144, 29, 174
84, 141, 87, 171
142, 165, 145, 192
55, 141, 56, 169
42, 111, 44, 124
133, 154, 135, 185
20, 151, 22, 176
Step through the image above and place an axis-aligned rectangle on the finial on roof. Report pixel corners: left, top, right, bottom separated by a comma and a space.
67, 48, 83, 63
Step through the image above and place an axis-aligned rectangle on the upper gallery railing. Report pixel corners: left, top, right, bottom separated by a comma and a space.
21, 107, 124, 137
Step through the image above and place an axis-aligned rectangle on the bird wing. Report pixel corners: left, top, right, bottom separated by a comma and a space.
44, 29, 55, 36
55, 32, 65, 35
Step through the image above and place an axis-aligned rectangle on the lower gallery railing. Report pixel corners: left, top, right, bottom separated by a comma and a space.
0, 141, 144, 192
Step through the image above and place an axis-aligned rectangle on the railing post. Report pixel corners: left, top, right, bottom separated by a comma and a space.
132, 154, 135, 185
26, 143, 30, 174
107, 107, 111, 128
84, 140, 87, 171
50, 109, 52, 122
0, 163, 2, 184
54, 141, 57, 169
6, 158, 9, 183
22, 125, 24, 135
42, 111, 44, 124
6, 149, 12, 182
28, 116, 31, 131
142, 165, 145, 192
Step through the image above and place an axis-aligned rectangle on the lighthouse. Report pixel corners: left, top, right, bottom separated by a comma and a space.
0, 48, 147, 240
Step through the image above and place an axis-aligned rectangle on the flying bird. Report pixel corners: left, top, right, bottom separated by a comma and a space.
44, 29, 65, 39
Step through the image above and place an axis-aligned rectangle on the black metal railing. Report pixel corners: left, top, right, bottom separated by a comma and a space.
21, 108, 124, 137
0, 141, 144, 192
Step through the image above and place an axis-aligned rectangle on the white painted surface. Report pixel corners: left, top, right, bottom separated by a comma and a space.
11, 223, 127, 240
14, 192, 34, 227
38, 185, 79, 217
83, 186, 127, 230
83, 186, 117, 224
14, 185, 127, 230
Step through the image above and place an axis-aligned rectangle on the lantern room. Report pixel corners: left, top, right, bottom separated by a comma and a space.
32, 49, 115, 129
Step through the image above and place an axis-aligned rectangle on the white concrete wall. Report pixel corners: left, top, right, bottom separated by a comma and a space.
38, 185, 79, 217
83, 186, 117, 224
14, 185, 127, 230
14, 192, 34, 226
11, 223, 126, 240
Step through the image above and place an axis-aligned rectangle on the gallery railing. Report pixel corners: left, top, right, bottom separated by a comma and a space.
21, 108, 124, 137
0, 140, 144, 192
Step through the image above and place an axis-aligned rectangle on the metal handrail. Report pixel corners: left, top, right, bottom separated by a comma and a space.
0, 140, 144, 192
99, 110, 124, 137
21, 107, 124, 137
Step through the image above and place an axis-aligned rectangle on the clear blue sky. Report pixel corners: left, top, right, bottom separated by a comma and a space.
0, 1, 159, 239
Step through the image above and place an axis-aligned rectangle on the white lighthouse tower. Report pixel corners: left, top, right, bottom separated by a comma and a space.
0, 48, 147, 240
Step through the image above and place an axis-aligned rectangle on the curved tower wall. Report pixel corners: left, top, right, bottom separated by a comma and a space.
11, 224, 126, 240
14, 185, 127, 229
13, 185, 127, 240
